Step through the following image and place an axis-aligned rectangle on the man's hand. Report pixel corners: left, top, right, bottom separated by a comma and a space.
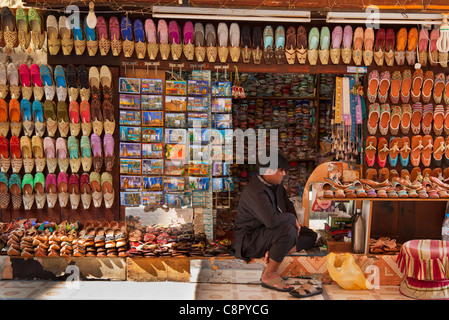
295, 219, 301, 235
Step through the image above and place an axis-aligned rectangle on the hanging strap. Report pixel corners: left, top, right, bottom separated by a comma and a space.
334, 76, 342, 124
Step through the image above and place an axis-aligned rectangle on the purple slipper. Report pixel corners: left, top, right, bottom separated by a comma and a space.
45, 173, 57, 193
183, 21, 194, 45
343, 25, 353, 49
103, 133, 114, 172
332, 26, 342, 49
90, 133, 103, 172
169, 20, 180, 44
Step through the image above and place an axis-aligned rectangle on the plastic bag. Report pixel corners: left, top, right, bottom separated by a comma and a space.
326, 253, 373, 290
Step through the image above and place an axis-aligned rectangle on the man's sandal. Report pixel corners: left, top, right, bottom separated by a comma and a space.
261, 275, 294, 292
289, 281, 323, 298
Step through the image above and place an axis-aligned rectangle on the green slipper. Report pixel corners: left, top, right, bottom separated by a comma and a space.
22, 173, 34, 192
320, 27, 330, 50
68, 136, 79, 160
9, 174, 21, 192
308, 27, 319, 50
44, 100, 56, 121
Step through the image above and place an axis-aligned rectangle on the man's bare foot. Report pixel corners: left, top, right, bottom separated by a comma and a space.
264, 251, 269, 264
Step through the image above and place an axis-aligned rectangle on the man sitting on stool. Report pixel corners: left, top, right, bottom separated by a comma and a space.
232, 154, 320, 292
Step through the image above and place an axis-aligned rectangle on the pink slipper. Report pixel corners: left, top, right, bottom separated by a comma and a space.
69, 101, 79, 124
145, 19, 157, 44
43, 137, 55, 159
331, 26, 342, 49
30, 64, 42, 88
56, 137, 68, 159
169, 20, 180, 44
19, 64, 31, 88
97, 16, 108, 40
183, 21, 194, 45
158, 19, 169, 44
80, 100, 91, 123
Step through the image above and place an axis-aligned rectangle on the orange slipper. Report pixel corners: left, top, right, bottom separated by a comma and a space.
377, 137, 389, 168
389, 105, 401, 135
411, 135, 423, 167
394, 27, 407, 66
0, 98, 7, 122
406, 27, 418, 65
434, 104, 445, 135
421, 135, 433, 167
411, 167, 422, 184
378, 167, 389, 181
9, 99, 20, 123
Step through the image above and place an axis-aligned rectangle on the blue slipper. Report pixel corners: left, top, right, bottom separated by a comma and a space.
263, 26, 273, 49
275, 26, 285, 49
83, 17, 96, 41
20, 99, 32, 122
121, 16, 133, 41
32, 100, 44, 123
73, 19, 84, 41
40, 65, 53, 86
133, 19, 145, 43
54, 65, 66, 88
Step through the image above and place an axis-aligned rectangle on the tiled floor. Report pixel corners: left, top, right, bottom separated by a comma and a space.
0, 279, 412, 300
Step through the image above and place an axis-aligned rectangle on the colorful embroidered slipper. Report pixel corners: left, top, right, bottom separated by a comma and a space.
68, 174, 80, 209
307, 27, 319, 65
365, 136, 377, 167
193, 22, 206, 62
68, 136, 81, 173
422, 103, 434, 135
31, 101, 43, 138
16, 7, 30, 51
399, 136, 411, 167
394, 27, 407, 66
57, 172, 69, 208
59, 16, 74, 56
284, 26, 296, 65
134, 19, 146, 59
169, 20, 182, 60
262, 25, 274, 64
9, 173, 22, 210
445, 105, 449, 135
9, 99, 21, 137
411, 69, 423, 103
96, 16, 110, 56
433, 136, 445, 167
400, 69, 412, 104
121, 16, 134, 58
389, 71, 402, 104
0, 136, 9, 173
352, 26, 363, 65
66, 64, 79, 102
69, 101, 80, 136
400, 104, 412, 134
30, 63, 43, 101
46, 15, 60, 55
33, 172, 46, 209
44, 137, 57, 173
0, 172, 10, 209
411, 135, 423, 167
384, 28, 395, 66
388, 137, 401, 167
433, 73, 445, 104
363, 27, 374, 66
101, 172, 114, 209
10, 136, 21, 174
20, 99, 34, 137
72, 16, 86, 55
389, 105, 402, 135
90, 172, 102, 208
54, 65, 67, 102
91, 133, 103, 172
103, 133, 114, 172
146, 19, 158, 60
418, 28, 429, 66
421, 135, 433, 167
429, 28, 439, 66
296, 25, 307, 64
43, 100, 57, 137
318, 26, 330, 65
56, 137, 69, 173
379, 103, 391, 135
341, 25, 352, 64
80, 135, 92, 172
378, 71, 390, 104
109, 16, 121, 56
83, 16, 98, 56
1, 7, 17, 49
80, 173, 92, 209
78, 65, 90, 101
40, 64, 55, 101
374, 28, 385, 66
406, 27, 418, 65
433, 104, 445, 136
22, 173, 34, 210
57, 101, 69, 137
330, 26, 342, 64
158, 19, 170, 60
377, 137, 389, 168
422, 71, 434, 104
367, 103, 380, 135
80, 100, 92, 136
32, 135, 45, 172
19, 64, 32, 100
0, 99, 8, 137
20, 136, 34, 173
275, 25, 286, 64
183, 21, 195, 61
0, 63, 8, 99
45, 174, 58, 208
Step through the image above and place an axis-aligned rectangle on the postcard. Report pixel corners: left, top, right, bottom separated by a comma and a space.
142, 191, 164, 207
119, 78, 141, 94
119, 126, 141, 142
120, 191, 141, 206
211, 81, 232, 97
188, 128, 210, 144
165, 160, 186, 175
142, 143, 163, 158
141, 78, 163, 94
165, 129, 187, 144
212, 113, 233, 129
165, 193, 188, 207
191, 70, 211, 81
187, 96, 209, 112
188, 177, 210, 191
188, 161, 209, 175
142, 176, 163, 191
142, 159, 164, 175
120, 175, 142, 189
141, 127, 163, 143
188, 112, 209, 128
120, 159, 141, 174
120, 143, 141, 158
141, 95, 163, 111
188, 80, 209, 96
211, 145, 233, 161
119, 94, 140, 110
189, 145, 210, 162
142, 111, 164, 127
119, 110, 141, 126
165, 80, 186, 95
165, 96, 187, 112
211, 98, 232, 113
164, 177, 185, 192
165, 113, 186, 128
213, 177, 234, 192
165, 144, 186, 161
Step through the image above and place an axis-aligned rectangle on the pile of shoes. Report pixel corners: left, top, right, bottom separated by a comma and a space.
369, 237, 402, 254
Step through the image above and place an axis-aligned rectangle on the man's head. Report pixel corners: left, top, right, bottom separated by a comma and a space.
256, 154, 290, 185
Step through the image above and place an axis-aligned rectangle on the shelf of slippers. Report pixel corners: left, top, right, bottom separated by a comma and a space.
0, 62, 120, 223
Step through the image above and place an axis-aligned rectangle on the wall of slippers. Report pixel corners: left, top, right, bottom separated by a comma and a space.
0, 6, 120, 223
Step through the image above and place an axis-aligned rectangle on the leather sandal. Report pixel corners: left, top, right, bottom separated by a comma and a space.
377, 137, 389, 168
433, 136, 445, 167
421, 135, 433, 167
399, 136, 411, 167
388, 137, 401, 167
365, 136, 377, 167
